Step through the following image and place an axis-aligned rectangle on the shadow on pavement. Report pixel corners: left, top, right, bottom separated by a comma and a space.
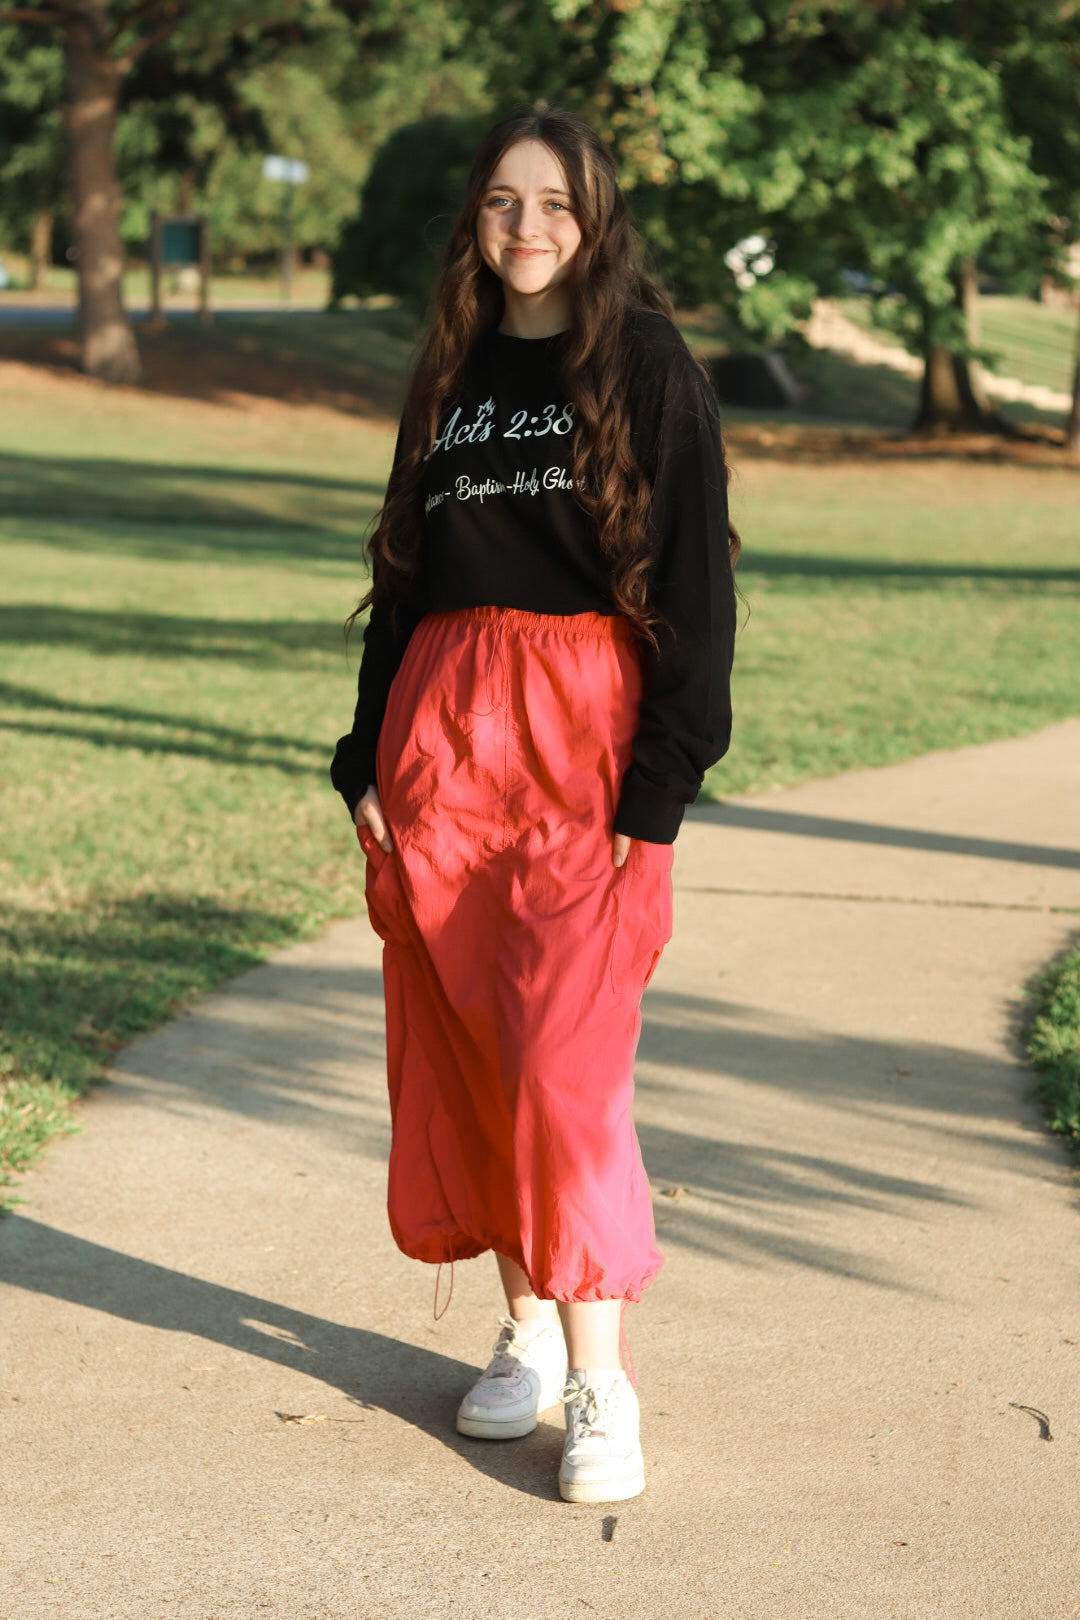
135, 959, 1040, 1147
90, 958, 1049, 1288
0, 1215, 566, 1502
636, 985, 1027, 1122
688, 802, 1080, 871
640, 1120, 963, 1287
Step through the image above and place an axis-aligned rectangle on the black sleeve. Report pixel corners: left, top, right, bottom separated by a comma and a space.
330, 427, 425, 816
613, 317, 736, 845
329, 580, 424, 816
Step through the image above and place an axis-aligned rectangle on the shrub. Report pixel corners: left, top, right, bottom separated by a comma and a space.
330, 113, 489, 311
1025, 938, 1080, 1154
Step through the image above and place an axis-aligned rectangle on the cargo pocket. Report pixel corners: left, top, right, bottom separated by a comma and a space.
358, 824, 407, 945
609, 838, 674, 997
376, 707, 439, 830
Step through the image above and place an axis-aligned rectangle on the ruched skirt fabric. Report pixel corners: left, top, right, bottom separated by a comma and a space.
359, 606, 672, 1302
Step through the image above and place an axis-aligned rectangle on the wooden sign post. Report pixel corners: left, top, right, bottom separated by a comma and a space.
262, 156, 310, 305
149, 213, 211, 329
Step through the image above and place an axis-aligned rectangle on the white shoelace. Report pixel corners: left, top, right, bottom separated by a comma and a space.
560, 1376, 625, 1440
483, 1315, 543, 1380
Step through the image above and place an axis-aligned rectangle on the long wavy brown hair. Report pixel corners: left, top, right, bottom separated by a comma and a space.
352, 106, 739, 639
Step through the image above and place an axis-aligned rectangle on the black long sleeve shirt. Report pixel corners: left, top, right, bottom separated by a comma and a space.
331, 310, 735, 844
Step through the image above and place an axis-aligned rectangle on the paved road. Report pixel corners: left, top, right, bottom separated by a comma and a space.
0, 300, 326, 327
2, 723, 1079, 1618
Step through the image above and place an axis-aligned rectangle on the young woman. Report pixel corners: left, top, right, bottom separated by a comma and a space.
331, 106, 737, 1504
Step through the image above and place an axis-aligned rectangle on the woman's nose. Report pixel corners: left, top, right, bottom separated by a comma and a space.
510, 202, 543, 240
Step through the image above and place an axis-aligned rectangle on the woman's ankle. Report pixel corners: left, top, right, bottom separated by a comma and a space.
508, 1300, 560, 1326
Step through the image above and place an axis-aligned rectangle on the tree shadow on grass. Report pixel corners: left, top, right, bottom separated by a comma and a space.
0, 893, 301, 1100
0, 680, 330, 776
0, 450, 384, 560
138, 313, 413, 417
0, 312, 414, 418
0, 680, 326, 750
739, 553, 1080, 588
0, 604, 347, 664
9, 519, 376, 570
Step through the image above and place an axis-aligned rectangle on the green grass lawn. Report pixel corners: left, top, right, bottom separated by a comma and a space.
710, 450, 1080, 795
0, 319, 407, 1198
836, 293, 1078, 396
0, 260, 334, 307
1, 314, 1079, 1201
978, 296, 1077, 396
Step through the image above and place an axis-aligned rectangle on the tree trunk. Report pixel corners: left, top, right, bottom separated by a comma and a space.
64, 7, 141, 384
913, 273, 1012, 437
29, 208, 53, 291
175, 168, 195, 212
958, 255, 996, 418
1065, 304, 1080, 460
915, 341, 979, 435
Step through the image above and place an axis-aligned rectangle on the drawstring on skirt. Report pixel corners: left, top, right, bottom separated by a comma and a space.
618, 1298, 637, 1386
433, 1259, 455, 1321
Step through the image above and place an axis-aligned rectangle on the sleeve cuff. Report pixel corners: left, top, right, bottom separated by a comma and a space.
330, 734, 377, 818
613, 768, 690, 844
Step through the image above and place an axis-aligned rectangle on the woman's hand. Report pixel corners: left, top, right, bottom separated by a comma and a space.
358, 788, 624, 865
355, 786, 393, 853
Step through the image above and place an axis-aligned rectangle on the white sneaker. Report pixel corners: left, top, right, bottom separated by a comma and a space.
456, 1316, 568, 1440
558, 1368, 645, 1503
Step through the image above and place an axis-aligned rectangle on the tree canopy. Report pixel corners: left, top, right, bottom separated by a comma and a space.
1, 0, 1077, 428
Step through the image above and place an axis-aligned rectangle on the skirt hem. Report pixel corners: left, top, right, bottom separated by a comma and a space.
390, 1221, 663, 1304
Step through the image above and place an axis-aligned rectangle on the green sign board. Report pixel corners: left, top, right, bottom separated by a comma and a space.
161, 221, 201, 265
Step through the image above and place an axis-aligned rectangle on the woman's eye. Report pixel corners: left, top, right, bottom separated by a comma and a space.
486, 196, 512, 209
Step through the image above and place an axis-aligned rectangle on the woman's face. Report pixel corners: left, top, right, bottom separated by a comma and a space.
476, 139, 583, 303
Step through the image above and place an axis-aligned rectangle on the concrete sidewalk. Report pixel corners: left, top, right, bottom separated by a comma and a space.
2, 723, 1079, 1619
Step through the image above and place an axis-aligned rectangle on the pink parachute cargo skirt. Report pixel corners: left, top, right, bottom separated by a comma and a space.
358, 605, 672, 1302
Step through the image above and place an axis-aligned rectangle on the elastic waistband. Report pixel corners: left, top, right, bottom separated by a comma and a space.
427, 605, 633, 643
